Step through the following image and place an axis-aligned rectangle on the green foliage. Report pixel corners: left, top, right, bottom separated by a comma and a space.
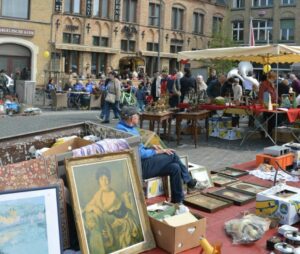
208, 25, 238, 74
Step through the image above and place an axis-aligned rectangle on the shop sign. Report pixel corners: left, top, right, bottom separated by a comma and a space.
114, 0, 121, 21
65, 25, 79, 32
0, 27, 34, 37
55, 0, 62, 12
86, 0, 92, 16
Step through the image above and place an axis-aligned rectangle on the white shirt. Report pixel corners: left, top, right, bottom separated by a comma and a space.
233, 84, 243, 101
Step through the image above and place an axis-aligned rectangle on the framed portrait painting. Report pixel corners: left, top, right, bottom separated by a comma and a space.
0, 186, 62, 254
207, 188, 255, 206
66, 151, 156, 254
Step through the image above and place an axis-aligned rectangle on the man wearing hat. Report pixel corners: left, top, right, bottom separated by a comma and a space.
116, 106, 202, 204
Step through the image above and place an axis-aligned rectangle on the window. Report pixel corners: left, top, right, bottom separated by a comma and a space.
212, 16, 223, 35
62, 50, 79, 73
121, 40, 136, 52
64, 0, 81, 14
193, 12, 204, 34
253, 20, 272, 42
1, 0, 29, 19
147, 42, 159, 52
93, 0, 109, 18
252, 0, 273, 7
170, 39, 183, 53
63, 33, 81, 44
91, 53, 107, 76
280, 19, 295, 41
281, 0, 295, 5
92, 36, 109, 47
122, 0, 137, 23
148, 3, 160, 27
232, 21, 244, 41
232, 0, 245, 8
172, 7, 184, 30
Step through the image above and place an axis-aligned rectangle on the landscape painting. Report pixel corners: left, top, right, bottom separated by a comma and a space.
0, 187, 62, 254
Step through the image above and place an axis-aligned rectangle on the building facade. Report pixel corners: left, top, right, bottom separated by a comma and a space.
230, 0, 299, 47
52, 0, 227, 80
0, 0, 227, 88
0, 0, 53, 87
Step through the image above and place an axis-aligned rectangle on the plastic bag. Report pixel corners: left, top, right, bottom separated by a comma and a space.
224, 214, 271, 244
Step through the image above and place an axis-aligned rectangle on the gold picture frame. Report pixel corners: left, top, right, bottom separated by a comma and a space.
65, 151, 156, 254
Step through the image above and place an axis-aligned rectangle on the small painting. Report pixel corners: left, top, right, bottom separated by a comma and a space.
207, 188, 255, 205
211, 173, 239, 187
227, 181, 269, 195
0, 186, 61, 254
179, 155, 189, 168
215, 167, 249, 177
190, 168, 213, 188
184, 193, 233, 213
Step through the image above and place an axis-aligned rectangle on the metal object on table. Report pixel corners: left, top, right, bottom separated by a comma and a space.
274, 242, 294, 254
285, 231, 300, 246
264, 146, 291, 157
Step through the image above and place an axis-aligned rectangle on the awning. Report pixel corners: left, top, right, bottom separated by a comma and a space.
55, 43, 120, 54
178, 44, 300, 64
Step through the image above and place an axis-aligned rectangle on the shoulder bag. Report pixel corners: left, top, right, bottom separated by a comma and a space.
105, 82, 116, 104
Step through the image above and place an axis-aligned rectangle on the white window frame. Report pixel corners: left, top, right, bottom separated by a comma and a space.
253, 20, 272, 41
232, 21, 244, 41
252, 0, 273, 7
281, 0, 295, 5
232, 0, 245, 8
280, 19, 295, 41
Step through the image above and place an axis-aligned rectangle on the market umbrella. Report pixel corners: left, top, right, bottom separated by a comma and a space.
178, 44, 300, 144
178, 44, 300, 64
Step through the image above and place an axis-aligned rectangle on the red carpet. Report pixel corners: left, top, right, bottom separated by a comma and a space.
143, 160, 299, 254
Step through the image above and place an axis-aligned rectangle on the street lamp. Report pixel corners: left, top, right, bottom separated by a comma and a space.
157, 0, 162, 72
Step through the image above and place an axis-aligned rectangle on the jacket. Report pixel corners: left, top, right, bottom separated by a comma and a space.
106, 79, 121, 101
116, 121, 156, 159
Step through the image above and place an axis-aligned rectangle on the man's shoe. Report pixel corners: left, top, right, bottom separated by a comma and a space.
101, 120, 110, 124
187, 178, 208, 192
112, 117, 120, 120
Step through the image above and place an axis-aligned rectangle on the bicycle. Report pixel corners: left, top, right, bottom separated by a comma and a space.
120, 87, 137, 107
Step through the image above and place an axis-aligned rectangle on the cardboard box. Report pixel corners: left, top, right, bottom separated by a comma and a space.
256, 185, 300, 225
149, 211, 206, 253
43, 137, 93, 156
143, 177, 165, 198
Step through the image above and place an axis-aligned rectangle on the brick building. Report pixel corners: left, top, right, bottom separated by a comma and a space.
0, 0, 227, 88
52, 0, 227, 81
229, 0, 299, 72
0, 0, 53, 87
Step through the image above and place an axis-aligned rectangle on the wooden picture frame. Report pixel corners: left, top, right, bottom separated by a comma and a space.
184, 193, 233, 213
190, 168, 213, 188
226, 181, 269, 196
66, 151, 156, 254
211, 173, 239, 187
0, 186, 62, 254
214, 167, 249, 178
207, 188, 255, 206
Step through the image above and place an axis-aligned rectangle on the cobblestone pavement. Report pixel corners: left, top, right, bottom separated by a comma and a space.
0, 109, 273, 170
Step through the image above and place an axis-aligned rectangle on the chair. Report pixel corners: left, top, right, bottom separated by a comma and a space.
50, 90, 68, 110
89, 94, 102, 109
